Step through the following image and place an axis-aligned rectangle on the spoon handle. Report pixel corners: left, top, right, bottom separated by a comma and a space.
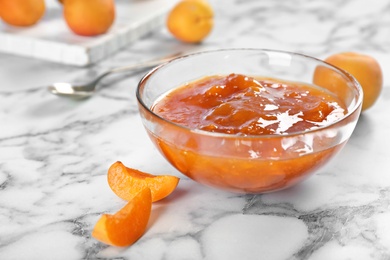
89, 52, 183, 87
110, 52, 183, 74
49, 52, 187, 98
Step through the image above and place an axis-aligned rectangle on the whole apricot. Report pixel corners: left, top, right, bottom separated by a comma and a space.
63, 0, 115, 36
0, 0, 45, 27
314, 52, 383, 111
167, 0, 214, 43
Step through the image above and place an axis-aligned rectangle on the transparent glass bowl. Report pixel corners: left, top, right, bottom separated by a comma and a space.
136, 49, 363, 193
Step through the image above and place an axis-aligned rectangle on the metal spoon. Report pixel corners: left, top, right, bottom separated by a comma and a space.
48, 52, 182, 99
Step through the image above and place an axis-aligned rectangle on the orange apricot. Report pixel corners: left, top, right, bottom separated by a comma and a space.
314, 52, 383, 111
92, 188, 152, 247
63, 0, 115, 36
0, 0, 45, 27
108, 161, 180, 202
167, 0, 214, 43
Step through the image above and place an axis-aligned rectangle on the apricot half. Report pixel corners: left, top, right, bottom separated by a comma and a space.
314, 52, 383, 111
63, 0, 115, 36
167, 0, 214, 43
92, 188, 152, 247
0, 0, 45, 27
108, 161, 180, 202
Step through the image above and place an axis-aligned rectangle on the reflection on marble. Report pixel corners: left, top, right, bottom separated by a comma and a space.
0, 0, 390, 259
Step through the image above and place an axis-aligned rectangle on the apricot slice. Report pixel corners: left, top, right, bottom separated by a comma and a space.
167, 0, 214, 43
314, 52, 383, 111
108, 161, 180, 202
92, 188, 152, 247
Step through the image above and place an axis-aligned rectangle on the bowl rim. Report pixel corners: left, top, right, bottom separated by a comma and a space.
136, 48, 363, 139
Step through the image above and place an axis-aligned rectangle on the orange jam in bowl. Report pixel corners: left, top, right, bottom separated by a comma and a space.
136, 49, 363, 193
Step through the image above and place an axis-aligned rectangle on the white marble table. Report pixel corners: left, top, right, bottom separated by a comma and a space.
1, 0, 389, 259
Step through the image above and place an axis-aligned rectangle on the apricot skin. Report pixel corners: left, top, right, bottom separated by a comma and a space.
314, 52, 383, 111
167, 0, 214, 43
0, 0, 45, 27
63, 0, 115, 36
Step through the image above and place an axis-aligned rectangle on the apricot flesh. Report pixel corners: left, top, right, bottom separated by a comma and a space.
63, 0, 115, 36
108, 161, 180, 202
314, 52, 383, 111
167, 0, 214, 43
0, 0, 45, 27
92, 188, 152, 247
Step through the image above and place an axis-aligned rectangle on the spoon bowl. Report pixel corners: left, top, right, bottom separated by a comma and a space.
48, 82, 96, 99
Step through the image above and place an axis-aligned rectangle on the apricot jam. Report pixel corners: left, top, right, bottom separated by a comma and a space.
148, 73, 348, 193
152, 73, 346, 135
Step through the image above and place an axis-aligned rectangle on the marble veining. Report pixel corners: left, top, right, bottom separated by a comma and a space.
0, 0, 390, 259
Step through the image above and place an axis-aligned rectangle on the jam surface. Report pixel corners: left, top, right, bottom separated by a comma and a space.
152, 73, 346, 135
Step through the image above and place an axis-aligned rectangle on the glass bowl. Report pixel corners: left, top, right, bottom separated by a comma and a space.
136, 49, 362, 193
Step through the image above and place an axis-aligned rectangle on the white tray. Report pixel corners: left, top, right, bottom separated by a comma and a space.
0, 0, 177, 66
